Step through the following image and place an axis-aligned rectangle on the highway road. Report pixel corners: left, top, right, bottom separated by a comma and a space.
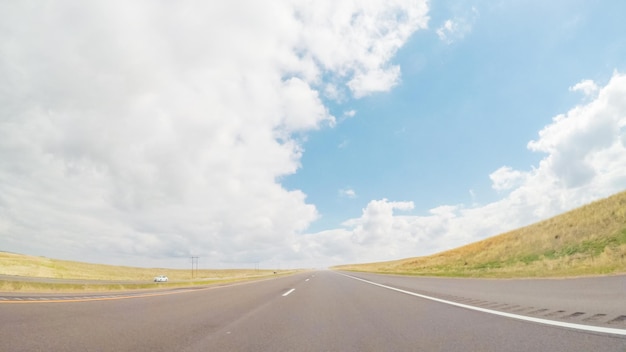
1, 270, 625, 351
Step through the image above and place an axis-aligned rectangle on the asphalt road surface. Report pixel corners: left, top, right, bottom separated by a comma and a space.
1, 271, 625, 351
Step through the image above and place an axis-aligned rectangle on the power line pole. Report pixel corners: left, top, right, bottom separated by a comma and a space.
191, 256, 199, 279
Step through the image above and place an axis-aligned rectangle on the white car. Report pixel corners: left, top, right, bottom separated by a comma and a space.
154, 275, 168, 282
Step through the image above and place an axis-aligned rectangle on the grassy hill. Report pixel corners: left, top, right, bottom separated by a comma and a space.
334, 190, 626, 278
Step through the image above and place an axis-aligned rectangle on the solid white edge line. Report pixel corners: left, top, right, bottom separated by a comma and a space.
338, 272, 626, 337
282, 288, 295, 297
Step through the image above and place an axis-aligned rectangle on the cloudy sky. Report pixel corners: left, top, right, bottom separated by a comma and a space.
1, 1, 625, 269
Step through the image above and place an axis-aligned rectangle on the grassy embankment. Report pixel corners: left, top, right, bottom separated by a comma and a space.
334, 190, 626, 278
0, 252, 293, 292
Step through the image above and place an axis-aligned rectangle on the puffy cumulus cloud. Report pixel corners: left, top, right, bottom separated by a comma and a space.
570, 79, 599, 97
528, 74, 626, 190
303, 73, 626, 266
346, 199, 414, 245
0, 1, 429, 267
298, 200, 506, 267
297, 199, 422, 265
469, 73, 626, 227
489, 166, 528, 191
294, 0, 429, 98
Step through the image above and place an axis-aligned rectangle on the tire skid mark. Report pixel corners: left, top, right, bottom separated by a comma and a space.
584, 314, 608, 322
405, 291, 625, 328
608, 315, 626, 325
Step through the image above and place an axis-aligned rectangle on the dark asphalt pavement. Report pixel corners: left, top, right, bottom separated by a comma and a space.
1, 271, 625, 351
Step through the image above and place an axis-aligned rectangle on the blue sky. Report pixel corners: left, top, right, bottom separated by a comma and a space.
286, 0, 626, 232
1, 1, 626, 268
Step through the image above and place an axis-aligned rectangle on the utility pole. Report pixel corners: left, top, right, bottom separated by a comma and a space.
191, 256, 199, 279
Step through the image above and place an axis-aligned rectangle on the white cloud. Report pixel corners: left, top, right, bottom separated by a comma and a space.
303, 72, 626, 266
0, 1, 430, 267
294, 0, 429, 97
436, 7, 479, 44
347, 66, 402, 98
528, 75, 625, 188
436, 19, 458, 43
323, 83, 343, 101
5, 1, 624, 270
490, 166, 528, 191
569, 79, 599, 97
347, 199, 413, 245
336, 109, 357, 125
302, 199, 419, 264
339, 188, 357, 198
344, 110, 357, 118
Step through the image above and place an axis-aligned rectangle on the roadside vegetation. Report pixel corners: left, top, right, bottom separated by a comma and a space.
0, 252, 293, 292
334, 190, 626, 278
3, 191, 625, 291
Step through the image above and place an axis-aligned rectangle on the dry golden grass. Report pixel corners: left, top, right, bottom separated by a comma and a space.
334, 190, 626, 278
0, 252, 294, 291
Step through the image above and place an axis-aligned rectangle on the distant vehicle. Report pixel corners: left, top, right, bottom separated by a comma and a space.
154, 275, 168, 282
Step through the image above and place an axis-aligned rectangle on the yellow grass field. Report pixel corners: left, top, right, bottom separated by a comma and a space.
0, 252, 278, 281
334, 190, 626, 278
0, 252, 294, 292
